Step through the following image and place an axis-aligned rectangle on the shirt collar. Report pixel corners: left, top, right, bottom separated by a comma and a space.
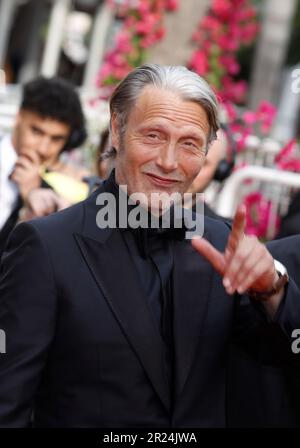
0, 135, 18, 175
103, 168, 188, 237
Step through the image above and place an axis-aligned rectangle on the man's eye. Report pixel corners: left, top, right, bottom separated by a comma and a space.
31, 128, 43, 136
147, 133, 160, 139
52, 136, 65, 142
183, 141, 197, 149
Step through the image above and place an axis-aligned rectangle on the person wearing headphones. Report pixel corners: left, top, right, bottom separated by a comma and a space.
189, 128, 228, 195
0, 76, 88, 258
187, 127, 234, 222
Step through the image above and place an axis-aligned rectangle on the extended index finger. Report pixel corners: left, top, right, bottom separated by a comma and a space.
227, 204, 246, 253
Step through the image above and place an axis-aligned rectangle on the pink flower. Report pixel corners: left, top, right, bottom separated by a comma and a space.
278, 159, 300, 172
116, 31, 133, 53
98, 62, 112, 79
189, 51, 209, 76
236, 6, 257, 21
257, 101, 277, 117
222, 78, 247, 103
243, 192, 279, 238
223, 101, 238, 121
211, 0, 232, 20
201, 16, 222, 33
113, 65, 132, 80
236, 129, 251, 151
216, 35, 239, 51
241, 23, 260, 43
242, 111, 257, 125
140, 35, 156, 48
275, 139, 297, 164
255, 101, 277, 133
135, 20, 153, 35
220, 55, 240, 75
137, 3, 150, 15
155, 27, 165, 39
106, 53, 126, 66
98, 0, 176, 88
165, 0, 178, 11
192, 30, 203, 42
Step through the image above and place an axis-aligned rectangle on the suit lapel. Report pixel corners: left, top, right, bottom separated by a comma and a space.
172, 232, 214, 402
0, 196, 23, 251
74, 190, 171, 412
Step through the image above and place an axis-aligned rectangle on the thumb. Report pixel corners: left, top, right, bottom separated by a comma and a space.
191, 237, 226, 276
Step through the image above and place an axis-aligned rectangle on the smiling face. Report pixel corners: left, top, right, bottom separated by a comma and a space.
112, 86, 210, 210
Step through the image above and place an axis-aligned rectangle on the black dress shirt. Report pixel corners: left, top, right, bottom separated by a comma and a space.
104, 171, 187, 407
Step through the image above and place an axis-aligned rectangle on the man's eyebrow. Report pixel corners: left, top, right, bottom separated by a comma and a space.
180, 132, 205, 141
31, 124, 44, 132
30, 124, 68, 140
138, 123, 166, 132
137, 123, 207, 143
51, 134, 68, 140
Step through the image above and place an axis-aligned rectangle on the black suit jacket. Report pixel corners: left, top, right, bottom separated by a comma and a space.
228, 235, 300, 427
1, 184, 300, 427
0, 197, 22, 259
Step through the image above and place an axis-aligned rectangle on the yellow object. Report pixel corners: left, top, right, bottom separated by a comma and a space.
42, 170, 89, 204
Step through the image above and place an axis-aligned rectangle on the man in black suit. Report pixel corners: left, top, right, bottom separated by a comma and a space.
0, 64, 300, 427
0, 76, 86, 258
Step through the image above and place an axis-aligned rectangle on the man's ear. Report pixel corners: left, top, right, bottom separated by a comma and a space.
111, 113, 121, 153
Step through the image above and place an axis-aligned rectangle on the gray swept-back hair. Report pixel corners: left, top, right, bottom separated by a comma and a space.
103, 64, 220, 160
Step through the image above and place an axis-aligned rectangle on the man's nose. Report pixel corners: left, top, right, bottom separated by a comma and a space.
37, 137, 51, 158
156, 142, 178, 172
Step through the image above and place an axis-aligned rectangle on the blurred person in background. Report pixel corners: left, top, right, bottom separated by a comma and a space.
188, 128, 227, 196
96, 128, 115, 180
74, 128, 115, 196
187, 127, 232, 222
276, 189, 300, 239
0, 76, 88, 258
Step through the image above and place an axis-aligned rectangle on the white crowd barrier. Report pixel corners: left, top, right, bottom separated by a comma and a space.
215, 165, 300, 238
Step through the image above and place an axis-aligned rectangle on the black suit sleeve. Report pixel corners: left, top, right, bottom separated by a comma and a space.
232, 238, 300, 366
0, 222, 57, 427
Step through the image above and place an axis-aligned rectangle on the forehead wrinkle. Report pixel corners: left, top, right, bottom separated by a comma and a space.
129, 87, 210, 137
138, 122, 206, 142
136, 104, 209, 130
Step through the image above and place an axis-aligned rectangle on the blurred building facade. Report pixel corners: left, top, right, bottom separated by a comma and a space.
0, 0, 112, 89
